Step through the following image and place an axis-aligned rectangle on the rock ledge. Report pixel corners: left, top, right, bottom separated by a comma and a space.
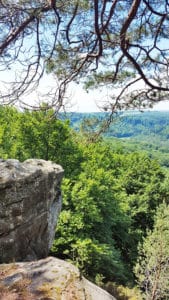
0, 256, 116, 300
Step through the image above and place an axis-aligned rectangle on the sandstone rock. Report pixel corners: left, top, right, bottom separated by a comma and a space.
0, 256, 116, 300
0, 159, 64, 263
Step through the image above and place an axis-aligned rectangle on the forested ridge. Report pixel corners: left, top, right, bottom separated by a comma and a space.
1, 106, 169, 299
63, 111, 169, 168
63, 111, 169, 139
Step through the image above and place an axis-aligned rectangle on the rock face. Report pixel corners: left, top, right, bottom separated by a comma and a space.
0, 256, 116, 300
0, 159, 64, 263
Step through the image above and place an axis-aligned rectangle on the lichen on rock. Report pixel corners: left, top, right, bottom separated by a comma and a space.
0, 257, 116, 300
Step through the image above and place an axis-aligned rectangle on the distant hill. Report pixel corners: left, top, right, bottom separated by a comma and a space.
105, 111, 169, 139
59, 111, 169, 167
60, 111, 169, 139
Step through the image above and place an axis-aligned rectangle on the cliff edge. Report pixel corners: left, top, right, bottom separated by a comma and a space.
0, 159, 64, 263
0, 159, 115, 299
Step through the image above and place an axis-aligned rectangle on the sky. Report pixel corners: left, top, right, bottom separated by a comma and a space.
67, 84, 107, 112
1, 71, 169, 112
16, 73, 169, 112
153, 101, 169, 112
70, 84, 169, 112
1, 3, 169, 114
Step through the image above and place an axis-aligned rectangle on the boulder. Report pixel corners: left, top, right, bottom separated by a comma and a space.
0, 256, 116, 300
0, 159, 64, 263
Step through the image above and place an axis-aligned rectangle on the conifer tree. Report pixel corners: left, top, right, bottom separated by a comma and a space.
134, 203, 169, 300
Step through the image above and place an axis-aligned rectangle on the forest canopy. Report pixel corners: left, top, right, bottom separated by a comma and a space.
0, 105, 169, 298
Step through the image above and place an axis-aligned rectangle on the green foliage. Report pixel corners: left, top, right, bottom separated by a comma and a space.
67, 238, 122, 280
51, 148, 129, 283
85, 70, 136, 90
18, 109, 70, 160
0, 106, 169, 289
134, 203, 169, 299
65, 111, 169, 168
0, 106, 20, 158
105, 282, 142, 300
0, 106, 83, 177
51, 141, 167, 284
